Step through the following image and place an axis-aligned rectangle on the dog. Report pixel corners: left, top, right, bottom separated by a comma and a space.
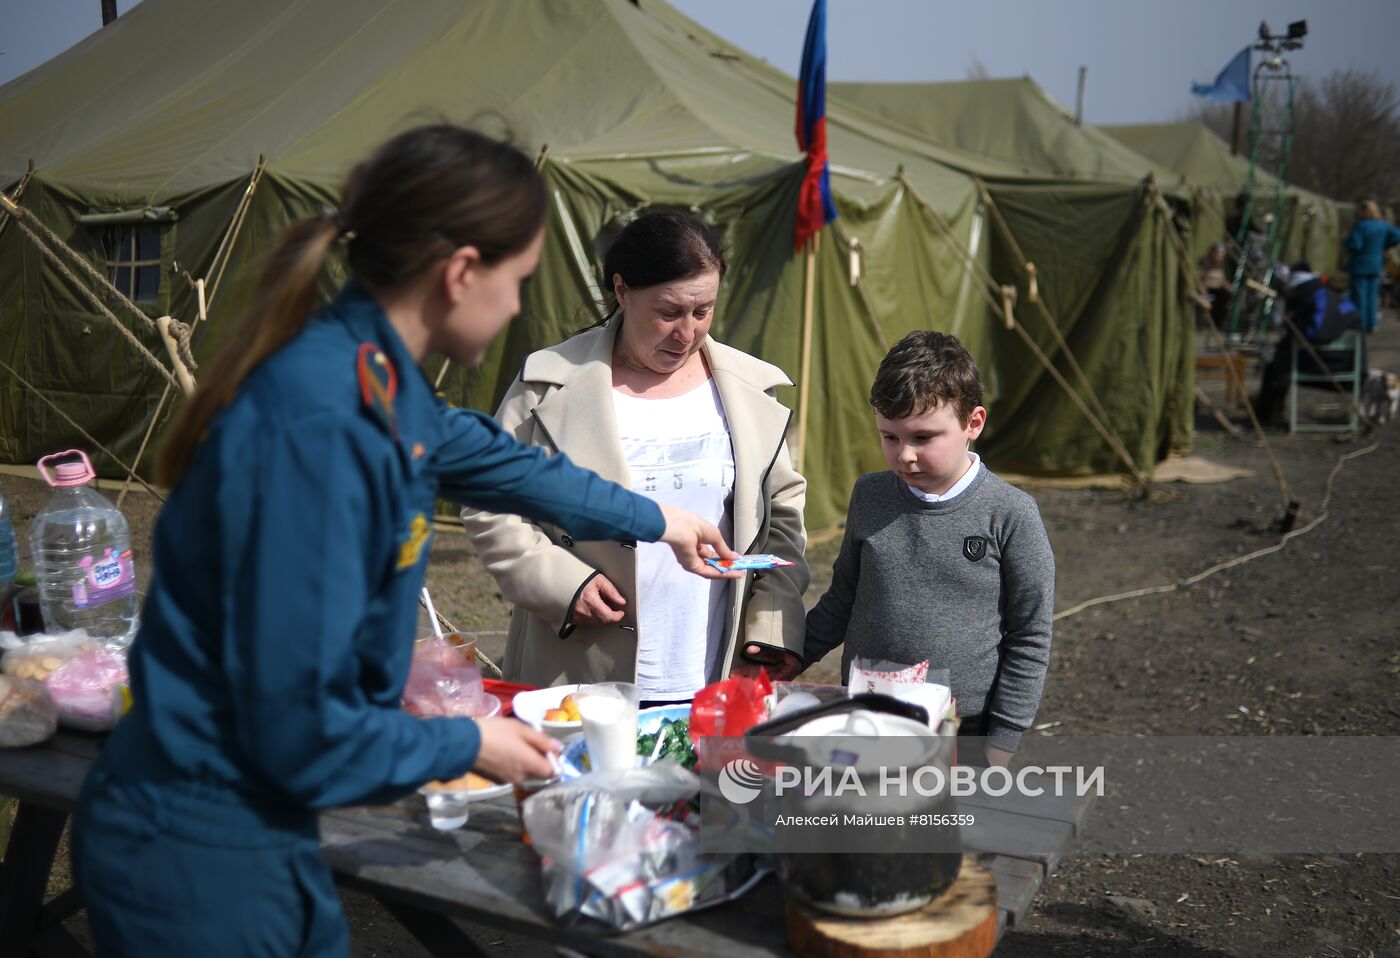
1362, 369, 1400, 425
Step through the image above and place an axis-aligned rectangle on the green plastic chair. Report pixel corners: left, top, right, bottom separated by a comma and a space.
1289, 330, 1363, 433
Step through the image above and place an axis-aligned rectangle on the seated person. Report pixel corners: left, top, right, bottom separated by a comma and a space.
1198, 244, 1232, 329
1254, 263, 1364, 426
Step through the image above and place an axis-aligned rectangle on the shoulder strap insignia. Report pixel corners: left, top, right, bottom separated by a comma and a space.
357, 342, 399, 440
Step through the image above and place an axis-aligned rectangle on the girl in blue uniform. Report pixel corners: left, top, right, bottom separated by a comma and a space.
72, 125, 738, 956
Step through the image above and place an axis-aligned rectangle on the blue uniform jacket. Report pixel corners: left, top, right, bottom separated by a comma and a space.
1345, 218, 1400, 277
103, 283, 664, 815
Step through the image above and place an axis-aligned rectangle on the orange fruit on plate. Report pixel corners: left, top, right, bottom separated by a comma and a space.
426, 771, 497, 792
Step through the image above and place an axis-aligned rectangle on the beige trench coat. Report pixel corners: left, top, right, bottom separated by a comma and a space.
461, 320, 810, 687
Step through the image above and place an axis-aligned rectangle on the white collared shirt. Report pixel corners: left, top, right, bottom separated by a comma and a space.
906, 452, 981, 503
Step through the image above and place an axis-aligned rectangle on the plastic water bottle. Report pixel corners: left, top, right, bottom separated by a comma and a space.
0, 491, 18, 583
30, 450, 139, 646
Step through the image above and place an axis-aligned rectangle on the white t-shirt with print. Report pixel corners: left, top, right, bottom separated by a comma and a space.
613, 379, 734, 700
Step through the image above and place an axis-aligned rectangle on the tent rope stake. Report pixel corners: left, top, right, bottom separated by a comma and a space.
117, 274, 209, 508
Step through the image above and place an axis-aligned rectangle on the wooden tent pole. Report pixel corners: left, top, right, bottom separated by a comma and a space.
795, 232, 819, 472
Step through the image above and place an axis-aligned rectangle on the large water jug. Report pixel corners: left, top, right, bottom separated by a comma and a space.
30, 450, 139, 646
0, 491, 17, 582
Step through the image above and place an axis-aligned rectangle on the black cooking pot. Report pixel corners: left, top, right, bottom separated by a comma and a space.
746, 694, 962, 917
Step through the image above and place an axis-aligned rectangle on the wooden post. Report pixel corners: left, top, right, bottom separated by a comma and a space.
795, 232, 819, 472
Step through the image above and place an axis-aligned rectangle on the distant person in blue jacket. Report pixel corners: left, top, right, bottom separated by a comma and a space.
1345, 198, 1400, 333
72, 125, 739, 957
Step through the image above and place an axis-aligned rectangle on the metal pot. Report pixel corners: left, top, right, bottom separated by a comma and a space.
747, 694, 962, 917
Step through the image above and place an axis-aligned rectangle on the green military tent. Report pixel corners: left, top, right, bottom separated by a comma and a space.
830, 78, 1197, 473
834, 77, 1181, 186
1102, 121, 1345, 274
1, 0, 1187, 529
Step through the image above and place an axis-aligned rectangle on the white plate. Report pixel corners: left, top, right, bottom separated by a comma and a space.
511, 684, 583, 739
560, 703, 691, 777
419, 779, 513, 802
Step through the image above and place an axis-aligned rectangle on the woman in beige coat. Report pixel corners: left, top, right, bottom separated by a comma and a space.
462, 212, 809, 697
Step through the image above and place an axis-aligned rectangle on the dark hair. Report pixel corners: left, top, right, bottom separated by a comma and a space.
869, 331, 983, 424
601, 212, 726, 319
159, 125, 546, 485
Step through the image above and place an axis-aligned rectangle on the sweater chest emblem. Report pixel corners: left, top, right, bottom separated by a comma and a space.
962, 536, 989, 562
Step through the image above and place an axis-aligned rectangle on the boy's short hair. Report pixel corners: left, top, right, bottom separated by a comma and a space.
869, 331, 983, 425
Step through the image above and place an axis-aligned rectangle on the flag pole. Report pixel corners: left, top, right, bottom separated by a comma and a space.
796, 231, 818, 472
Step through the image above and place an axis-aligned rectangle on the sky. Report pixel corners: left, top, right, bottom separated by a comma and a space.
2, 0, 1399, 124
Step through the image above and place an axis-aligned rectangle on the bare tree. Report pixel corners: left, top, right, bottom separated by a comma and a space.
1185, 68, 1400, 202
966, 56, 990, 81
1290, 70, 1400, 202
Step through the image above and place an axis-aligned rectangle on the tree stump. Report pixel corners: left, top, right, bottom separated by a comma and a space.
785, 856, 997, 958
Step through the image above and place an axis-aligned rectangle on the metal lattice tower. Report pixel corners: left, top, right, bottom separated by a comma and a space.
1227, 20, 1307, 340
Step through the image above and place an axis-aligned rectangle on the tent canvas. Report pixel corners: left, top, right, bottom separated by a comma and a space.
830, 78, 1197, 472
1102, 121, 1345, 274
3, 0, 1189, 529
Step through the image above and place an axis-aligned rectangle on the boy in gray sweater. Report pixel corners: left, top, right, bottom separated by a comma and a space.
801, 332, 1054, 766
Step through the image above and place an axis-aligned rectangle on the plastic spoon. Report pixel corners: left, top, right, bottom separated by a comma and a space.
420, 587, 445, 640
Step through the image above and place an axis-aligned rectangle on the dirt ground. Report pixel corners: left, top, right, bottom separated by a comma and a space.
5, 318, 1398, 957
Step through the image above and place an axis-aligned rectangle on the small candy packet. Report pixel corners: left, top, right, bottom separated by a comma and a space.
703, 554, 795, 571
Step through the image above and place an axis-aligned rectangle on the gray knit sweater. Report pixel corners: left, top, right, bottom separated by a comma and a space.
803, 467, 1054, 751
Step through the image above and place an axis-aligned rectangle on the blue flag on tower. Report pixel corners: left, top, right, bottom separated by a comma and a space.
1191, 47, 1251, 103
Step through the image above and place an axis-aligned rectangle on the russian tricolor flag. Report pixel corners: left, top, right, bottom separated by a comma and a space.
795, 0, 838, 249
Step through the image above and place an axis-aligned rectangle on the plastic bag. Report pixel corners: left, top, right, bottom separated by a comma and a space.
0, 674, 58, 747
45, 643, 129, 731
849, 659, 955, 732
771, 681, 847, 719
402, 636, 492, 718
2, 630, 99, 682
522, 762, 766, 930
689, 672, 772, 771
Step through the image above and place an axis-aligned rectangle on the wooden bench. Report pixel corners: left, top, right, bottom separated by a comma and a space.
0, 731, 1095, 956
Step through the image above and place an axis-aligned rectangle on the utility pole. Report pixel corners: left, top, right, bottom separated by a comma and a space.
1231, 102, 1245, 155
1074, 66, 1087, 127
101, 0, 117, 25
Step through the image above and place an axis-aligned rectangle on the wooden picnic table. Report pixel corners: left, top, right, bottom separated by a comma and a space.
0, 729, 1094, 957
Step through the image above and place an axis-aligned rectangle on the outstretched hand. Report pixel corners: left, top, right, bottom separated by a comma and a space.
658, 504, 743, 579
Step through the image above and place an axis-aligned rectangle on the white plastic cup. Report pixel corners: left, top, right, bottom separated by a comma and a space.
577, 682, 640, 773
424, 789, 471, 830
